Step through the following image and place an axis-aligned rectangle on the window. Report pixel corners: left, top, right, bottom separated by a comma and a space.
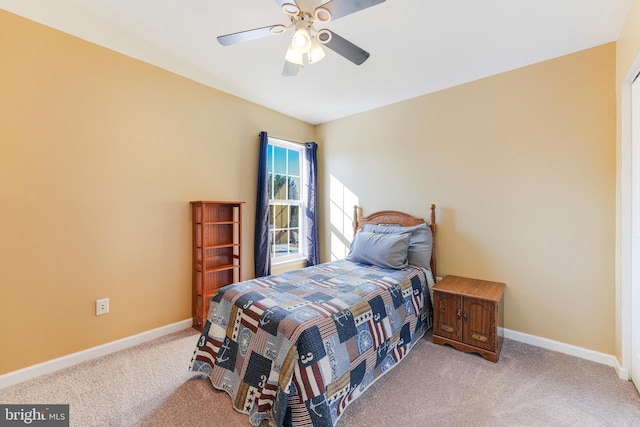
268, 138, 305, 263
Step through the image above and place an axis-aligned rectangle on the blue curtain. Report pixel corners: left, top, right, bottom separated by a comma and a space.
254, 131, 271, 277
305, 142, 320, 266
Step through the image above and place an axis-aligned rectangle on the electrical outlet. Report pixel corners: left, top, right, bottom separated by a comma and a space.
96, 298, 109, 316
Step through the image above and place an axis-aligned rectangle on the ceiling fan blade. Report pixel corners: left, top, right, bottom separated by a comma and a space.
283, 61, 300, 77
322, 31, 370, 65
320, 0, 385, 21
217, 25, 280, 46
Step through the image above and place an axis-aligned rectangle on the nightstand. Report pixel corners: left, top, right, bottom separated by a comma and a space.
432, 275, 506, 362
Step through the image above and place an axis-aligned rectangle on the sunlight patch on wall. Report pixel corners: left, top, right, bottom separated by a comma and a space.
329, 175, 358, 261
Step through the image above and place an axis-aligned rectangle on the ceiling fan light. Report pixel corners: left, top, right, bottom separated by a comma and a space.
285, 44, 304, 65
314, 7, 332, 23
308, 38, 326, 64
291, 28, 311, 53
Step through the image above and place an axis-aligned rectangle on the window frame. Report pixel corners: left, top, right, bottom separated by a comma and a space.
267, 137, 306, 265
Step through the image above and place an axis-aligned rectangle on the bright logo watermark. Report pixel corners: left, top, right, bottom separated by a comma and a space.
0, 405, 68, 426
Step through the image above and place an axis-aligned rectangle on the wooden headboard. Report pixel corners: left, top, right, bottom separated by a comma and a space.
352, 204, 437, 277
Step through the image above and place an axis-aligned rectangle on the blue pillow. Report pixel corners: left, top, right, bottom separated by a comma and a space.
346, 230, 411, 269
361, 223, 432, 270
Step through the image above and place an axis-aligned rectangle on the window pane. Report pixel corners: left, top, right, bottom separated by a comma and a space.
274, 146, 287, 174
269, 205, 275, 228
288, 150, 300, 176
274, 205, 288, 228
274, 175, 287, 199
268, 173, 273, 199
274, 230, 288, 254
270, 231, 276, 255
267, 144, 273, 173
289, 230, 299, 254
290, 205, 299, 228
288, 177, 300, 200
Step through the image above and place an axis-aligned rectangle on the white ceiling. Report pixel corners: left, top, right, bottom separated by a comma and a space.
0, 0, 633, 124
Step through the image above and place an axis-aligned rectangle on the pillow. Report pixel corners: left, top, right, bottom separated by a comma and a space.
346, 230, 411, 269
361, 223, 433, 270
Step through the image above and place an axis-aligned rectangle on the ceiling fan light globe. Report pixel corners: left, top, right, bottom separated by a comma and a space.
291, 28, 311, 52
285, 45, 304, 65
308, 44, 326, 64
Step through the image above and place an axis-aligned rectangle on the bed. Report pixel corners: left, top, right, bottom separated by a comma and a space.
189, 205, 437, 427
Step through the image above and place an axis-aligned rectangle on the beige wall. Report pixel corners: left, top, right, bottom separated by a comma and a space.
0, 10, 314, 375
0, 5, 627, 376
317, 43, 617, 354
615, 0, 640, 363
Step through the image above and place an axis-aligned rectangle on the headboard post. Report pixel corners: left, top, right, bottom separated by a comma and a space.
430, 204, 436, 228
352, 205, 359, 236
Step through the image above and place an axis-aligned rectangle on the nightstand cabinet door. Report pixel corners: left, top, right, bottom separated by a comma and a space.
433, 291, 462, 342
463, 298, 497, 352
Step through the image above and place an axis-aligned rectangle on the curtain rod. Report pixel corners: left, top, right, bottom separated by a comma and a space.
260, 133, 308, 146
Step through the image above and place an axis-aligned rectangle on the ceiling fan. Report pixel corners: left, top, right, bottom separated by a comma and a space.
217, 0, 386, 76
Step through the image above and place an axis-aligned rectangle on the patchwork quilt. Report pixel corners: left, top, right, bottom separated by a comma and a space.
189, 259, 432, 427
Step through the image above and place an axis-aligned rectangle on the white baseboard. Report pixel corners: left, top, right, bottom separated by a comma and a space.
0, 319, 193, 390
503, 328, 629, 380
2, 321, 629, 390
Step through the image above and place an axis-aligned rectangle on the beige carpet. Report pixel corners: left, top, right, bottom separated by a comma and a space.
1, 328, 639, 427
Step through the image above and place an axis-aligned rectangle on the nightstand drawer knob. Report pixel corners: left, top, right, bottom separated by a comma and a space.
471, 333, 488, 343
440, 324, 454, 333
